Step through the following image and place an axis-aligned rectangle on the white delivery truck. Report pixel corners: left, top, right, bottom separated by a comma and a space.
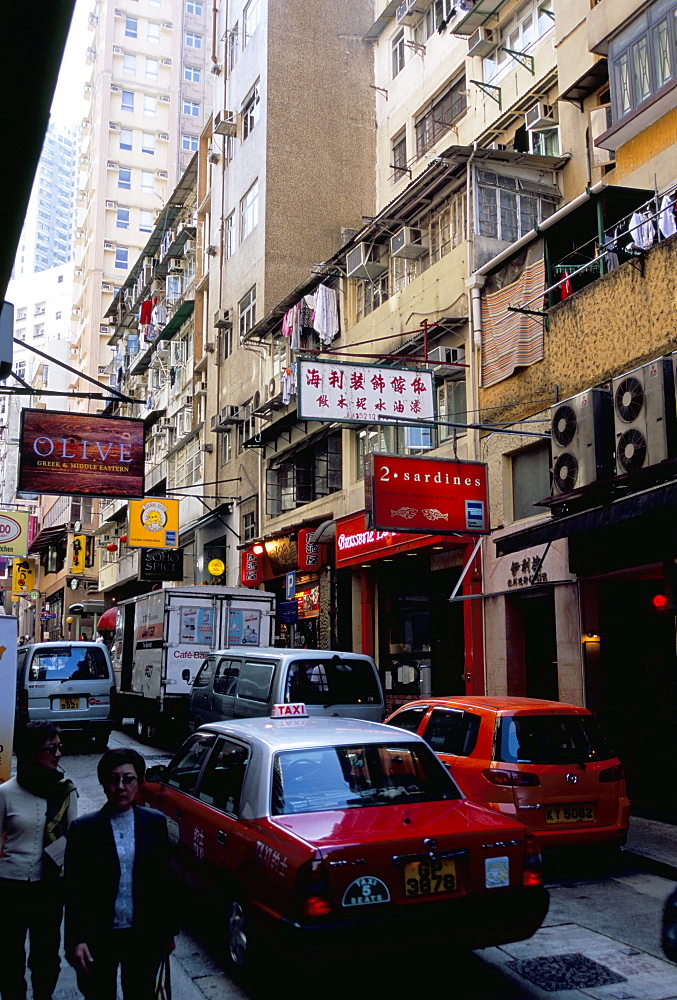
112, 586, 275, 740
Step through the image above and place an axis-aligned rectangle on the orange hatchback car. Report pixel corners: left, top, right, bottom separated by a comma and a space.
385, 697, 630, 850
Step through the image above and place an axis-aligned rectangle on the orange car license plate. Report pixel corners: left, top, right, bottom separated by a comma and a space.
545, 804, 594, 824
404, 858, 456, 897
60, 697, 80, 710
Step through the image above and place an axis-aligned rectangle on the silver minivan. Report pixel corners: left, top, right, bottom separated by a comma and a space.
188, 647, 384, 731
16, 641, 116, 749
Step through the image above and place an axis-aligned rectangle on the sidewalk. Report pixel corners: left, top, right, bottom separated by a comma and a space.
624, 813, 677, 880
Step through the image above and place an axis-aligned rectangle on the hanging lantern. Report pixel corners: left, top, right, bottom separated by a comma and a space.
106, 543, 119, 552
119, 535, 128, 543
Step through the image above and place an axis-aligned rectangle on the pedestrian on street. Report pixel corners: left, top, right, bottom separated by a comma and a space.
0, 722, 77, 1000
64, 748, 177, 1000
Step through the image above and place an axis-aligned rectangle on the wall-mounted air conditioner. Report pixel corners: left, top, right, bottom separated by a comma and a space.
488, 142, 507, 151
202, 443, 213, 453
105, 200, 116, 210
396, 0, 426, 25
214, 309, 231, 329
211, 406, 242, 431
346, 242, 388, 280
168, 258, 184, 273
390, 226, 427, 259
550, 387, 614, 494
213, 110, 237, 136
467, 27, 495, 56
612, 357, 677, 476
525, 102, 558, 130
428, 345, 465, 375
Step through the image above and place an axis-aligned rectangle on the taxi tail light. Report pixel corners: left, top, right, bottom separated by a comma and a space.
483, 768, 540, 787
599, 764, 624, 783
295, 860, 333, 921
522, 834, 543, 887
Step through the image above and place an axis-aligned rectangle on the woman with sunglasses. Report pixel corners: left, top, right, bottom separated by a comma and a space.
0, 721, 77, 1000
65, 748, 177, 1000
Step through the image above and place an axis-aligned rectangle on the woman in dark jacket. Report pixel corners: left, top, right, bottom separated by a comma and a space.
65, 748, 177, 1000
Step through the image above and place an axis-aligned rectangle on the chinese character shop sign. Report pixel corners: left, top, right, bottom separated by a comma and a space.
365, 454, 489, 535
297, 359, 435, 424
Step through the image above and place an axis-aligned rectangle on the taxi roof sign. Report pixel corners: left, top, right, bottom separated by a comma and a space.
271, 703, 308, 718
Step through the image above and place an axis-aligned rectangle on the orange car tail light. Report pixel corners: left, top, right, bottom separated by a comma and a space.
599, 764, 625, 783
295, 859, 334, 921
522, 834, 543, 887
482, 768, 540, 787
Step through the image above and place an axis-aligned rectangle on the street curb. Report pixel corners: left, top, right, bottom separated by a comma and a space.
622, 847, 677, 882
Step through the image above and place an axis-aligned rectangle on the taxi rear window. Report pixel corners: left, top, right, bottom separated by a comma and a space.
28, 647, 110, 683
271, 741, 460, 815
496, 714, 617, 765
284, 657, 381, 706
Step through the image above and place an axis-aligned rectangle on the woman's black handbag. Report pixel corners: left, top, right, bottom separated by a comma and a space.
155, 956, 172, 1000
662, 886, 677, 962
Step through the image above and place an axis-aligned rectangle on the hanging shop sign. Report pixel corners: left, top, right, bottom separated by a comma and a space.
12, 558, 35, 595
128, 498, 179, 549
71, 534, 87, 574
241, 549, 262, 587
297, 359, 435, 424
365, 454, 489, 535
297, 528, 322, 571
335, 511, 454, 569
18, 409, 145, 498
140, 547, 184, 582
296, 584, 320, 620
0, 511, 29, 557
207, 558, 225, 577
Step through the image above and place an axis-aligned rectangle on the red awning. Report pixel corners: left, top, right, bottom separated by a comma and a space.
97, 606, 118, 630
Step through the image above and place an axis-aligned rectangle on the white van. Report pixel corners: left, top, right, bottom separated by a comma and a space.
16, 641, 116, 749
188, 648, 384, 730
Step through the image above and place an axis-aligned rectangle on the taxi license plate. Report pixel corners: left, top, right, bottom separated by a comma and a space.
59, 697, 80, 711
404, 858, 456, 897
545, 804, 594, 824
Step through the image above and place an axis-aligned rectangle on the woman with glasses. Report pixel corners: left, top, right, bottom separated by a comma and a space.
65, 748, 177, 1000
0, 721, 77, 1000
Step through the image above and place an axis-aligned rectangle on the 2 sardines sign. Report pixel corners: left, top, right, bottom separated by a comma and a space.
365, 453, 489, 535
18, 409, 145, 498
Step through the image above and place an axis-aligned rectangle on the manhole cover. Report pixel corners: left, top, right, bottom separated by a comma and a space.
507, 953, 627, 992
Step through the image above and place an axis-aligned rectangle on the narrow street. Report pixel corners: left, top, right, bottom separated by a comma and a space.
52, 729, 677, 1000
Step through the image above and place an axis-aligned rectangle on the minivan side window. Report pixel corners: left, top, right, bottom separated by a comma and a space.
284, 657, 381, 705
213, 658, 240, 695
197, 738, 249, 815
236, 660, 274, 702
193, 657, 217, 688
423, 709, 480, 757
387, 705, 429, 733
166, 734, 216, 794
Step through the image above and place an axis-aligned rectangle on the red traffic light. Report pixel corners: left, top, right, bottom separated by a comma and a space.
652, 593, 669, 610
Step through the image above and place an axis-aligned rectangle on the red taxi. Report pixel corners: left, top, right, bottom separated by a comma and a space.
385, 697, 629, 850
141, 706, 549, 970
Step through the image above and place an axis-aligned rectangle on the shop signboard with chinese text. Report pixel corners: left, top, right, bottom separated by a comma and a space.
18, 410, 145, 498
12, 558, 35, 595
365, 454, 489, 535
298, 360, 434, 424
241, 549, 262, 587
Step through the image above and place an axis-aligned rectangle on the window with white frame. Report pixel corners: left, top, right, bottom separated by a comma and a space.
476, 169, 557, 242
415, 77, 467, 157
184, 65, 201, 82
483, 1, 554, 83
118, 167, 132, 189
144, 95, 157, 116
115, 246, 129, 269
183, 99, 200, 117
239, 285, 256, 339
139, 209, 153, 232
608, 1, 677, 124
141, 132, 155, 153
392, 29, 405, 78
415, 0, 456, 43
243, 0, 260, 46
141, 171, 155, 192
220, 325, 234, 361
145, 57, 159, 79
169, 434, 203, 490
391, 131, 407, 181
222, 427, 232, 464
15, 360, 26, 379
147, 21, 160, 42
125, 16, 137, 37
119, 128, 133, 150
529, 126, 560, 156
242, 509, 257, 544
240, 180, 259, 240
182, 133, 198, 151
355, 423, 436, 479
186, 0, 203, 13
116, 207, 130, 229
185, 31, 202, 48
225, 212, 236, 258
355, 272, 389, 322
34, 324, 45, 338
242, 83, 260, 139
237, 402, 256, 452
437, 370, 467, 441
123, 53, 136, 75
228, 24, 238, 69
121, 90, 134, 112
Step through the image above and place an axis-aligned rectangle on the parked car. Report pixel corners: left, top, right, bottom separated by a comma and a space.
15, 641, 116, 749
188, 648, 385, 730
140, 708, 549, 971
385, 696, 629, 850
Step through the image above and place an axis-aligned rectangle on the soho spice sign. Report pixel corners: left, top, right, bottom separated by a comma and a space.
365, 453, 489, 535
18, 409, 145, 498
297, 359, 435, 423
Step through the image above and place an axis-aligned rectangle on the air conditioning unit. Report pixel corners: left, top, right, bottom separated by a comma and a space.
488, 142, 507, 151
467, 27, 495, 56
612, 357, 677, 476
168, 258, 184, 273
158, 133, 169, 141
213, 110, 237, 136
159, 417, 173, 429
428, 345, 465, 375
202, 443, 213, 453
346, 242, 388, 280
105, 200, 116, 209
184, 240, 196, 253
525, 102, 558, 130
214, 309, 231, 329
196, 380, 207, 394
206, 244, 218, 256
221, 405, 242, 424
113, 45, 122, 54
207, 147, 220, 164
161, 58, 171, 66
109, 122, 119, 130
550, 388, 614, 495
396, 0, 426, 25
390, 227, 427, 259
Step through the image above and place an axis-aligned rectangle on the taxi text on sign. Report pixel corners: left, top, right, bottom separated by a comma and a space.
297, 359, 435, 424
365, 453, 490, 535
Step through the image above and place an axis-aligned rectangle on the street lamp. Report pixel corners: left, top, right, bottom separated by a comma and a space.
66, 615, 74, 639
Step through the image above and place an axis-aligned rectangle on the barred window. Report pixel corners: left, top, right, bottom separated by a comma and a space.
415, 78, 467, 158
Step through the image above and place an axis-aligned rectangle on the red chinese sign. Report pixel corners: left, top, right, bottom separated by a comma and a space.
241, 550, 262, 587
297, 528, 322, 571
335, 511, 453, 569
365, 453, 489, 535
297, 359, 435, 424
